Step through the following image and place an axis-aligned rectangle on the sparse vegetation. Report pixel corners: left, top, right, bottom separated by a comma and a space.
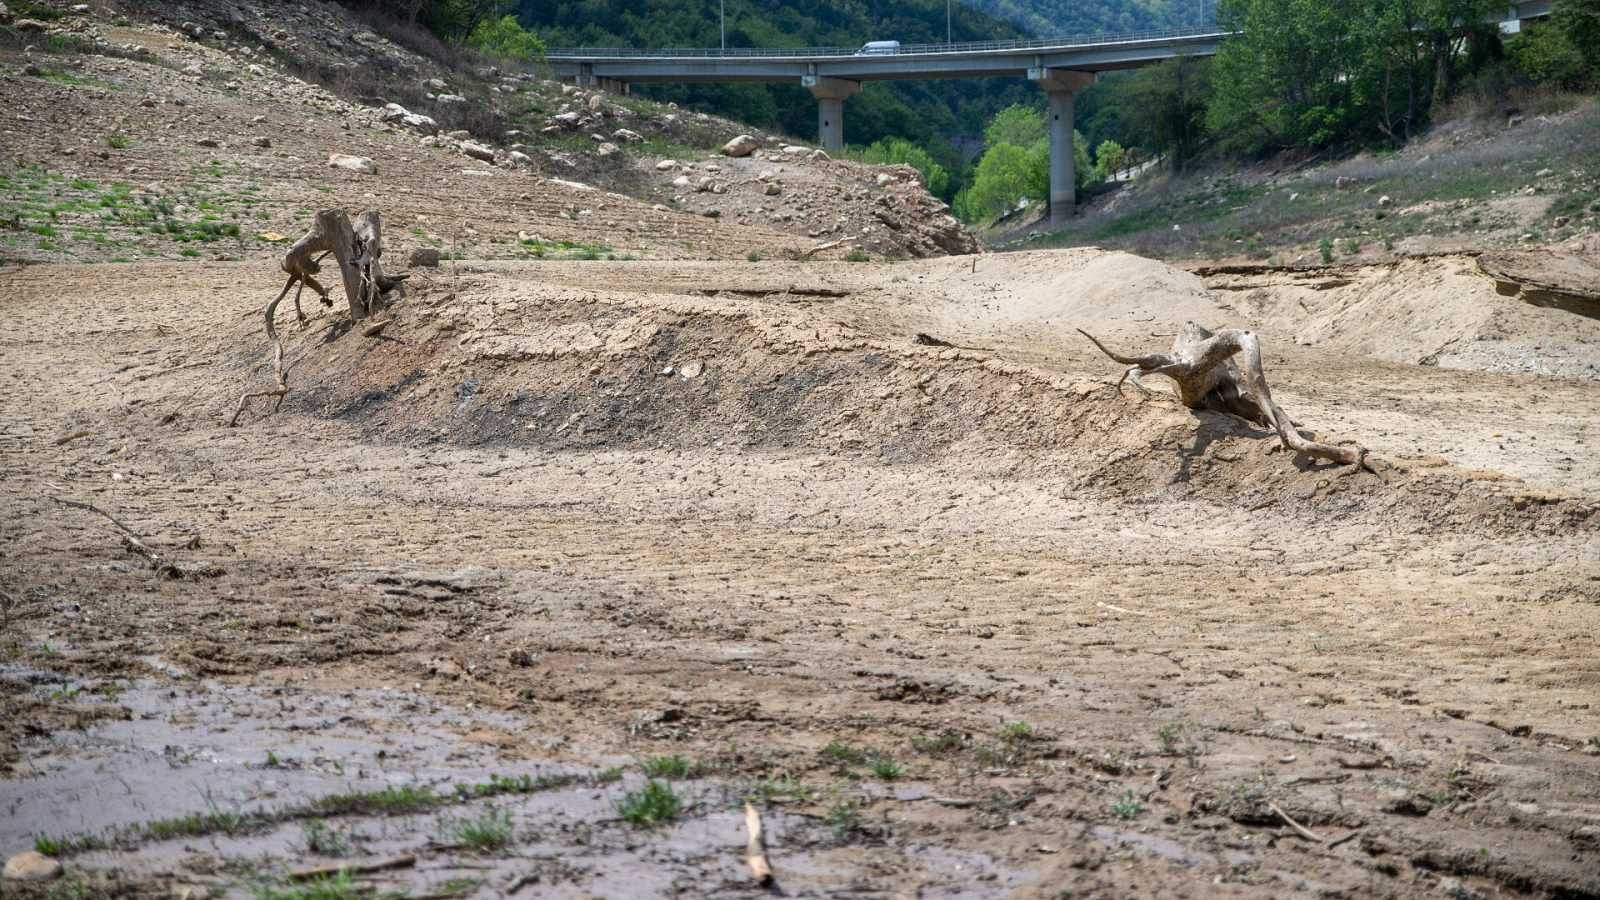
869, 756, 904, 780
1110, 790, 1145, 820
444, 807, 515, 852
617, 780, 682, 827
826, 798, 866, 838
301, 820, 351, 857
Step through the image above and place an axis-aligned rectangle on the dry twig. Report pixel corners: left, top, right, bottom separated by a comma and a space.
1266, 800, 1323, 842
289, 855, 416, 881
47, 496, 219, 579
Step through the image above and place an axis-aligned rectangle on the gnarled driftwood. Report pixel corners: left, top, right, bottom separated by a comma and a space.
230, 209, 406, 426
1080, 322, 1369, 470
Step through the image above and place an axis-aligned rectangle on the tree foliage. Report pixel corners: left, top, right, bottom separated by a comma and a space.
851, 137, 952, 198
468, 14, 546, 62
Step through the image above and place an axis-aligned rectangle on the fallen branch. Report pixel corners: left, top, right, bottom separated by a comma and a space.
53, 429, 92, 446
132, 360, 212, 382
1265, 801, 1323, 842
47, 496, 220, 579
800, 234, 859, 260
744, 802, 773, 887
289, 855, 416, 881
1079, 324, 1370, 472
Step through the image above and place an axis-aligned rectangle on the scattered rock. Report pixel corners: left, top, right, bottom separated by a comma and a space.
1378, 195, 1392, 207
763, 182, 782, 196
679, 360, 704, 379
3, 851, 62, 882
22, 62, 42, 76
875, 173, 895, 186
139, 95, 156, 107
327, 153, 376, 174
459, 141, 496, 162
435, 93, 465, 104
196, 137, 221, 148
612, 128, 643, 143
596, 141, 620, 158
1535, 167, 1553, 178
14, 18, 47, 33
181, 62, 203, 76
810, 149, 830, 161
722, 134, 759, 157
1554, 216, 1570, 228
507, 150, 531, 166
1508, 113, 1524, 127
252, 136, 271, 149
701, 208, 721, 218
655, 159, 677, 171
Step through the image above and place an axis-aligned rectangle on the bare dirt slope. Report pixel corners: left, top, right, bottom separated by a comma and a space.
2, 247, 1598, 898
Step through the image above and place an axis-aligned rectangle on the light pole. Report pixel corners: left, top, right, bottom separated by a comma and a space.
721, 0, 726, 52
947, 0, 951, 43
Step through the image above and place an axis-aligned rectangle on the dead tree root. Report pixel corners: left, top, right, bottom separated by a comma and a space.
1079, 323, 1372, 473
231, 209, 406, 426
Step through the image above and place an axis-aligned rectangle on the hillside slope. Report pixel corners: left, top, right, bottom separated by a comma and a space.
0, 0, 974, 263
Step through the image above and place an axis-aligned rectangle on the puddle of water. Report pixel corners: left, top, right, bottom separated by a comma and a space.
2, 668, 1030, 897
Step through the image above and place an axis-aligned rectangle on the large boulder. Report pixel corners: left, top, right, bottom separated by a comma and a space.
3, 851, 62, 882
327, 154, 377, 175
401, 112, 438, 134
722, 134, 759, 157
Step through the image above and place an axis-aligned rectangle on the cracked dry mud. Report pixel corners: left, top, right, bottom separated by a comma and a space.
1, 248, 1598, 899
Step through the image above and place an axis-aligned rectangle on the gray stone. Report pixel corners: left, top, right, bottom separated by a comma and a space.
327, 153, 376, 175
408, 247, 441, 268
459, 141, 495, 162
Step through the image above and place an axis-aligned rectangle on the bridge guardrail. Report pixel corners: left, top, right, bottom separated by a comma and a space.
546, 25, 1227, 61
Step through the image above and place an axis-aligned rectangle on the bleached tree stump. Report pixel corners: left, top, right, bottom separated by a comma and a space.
1080, 322, 1369, 470
229, 209, 406, 426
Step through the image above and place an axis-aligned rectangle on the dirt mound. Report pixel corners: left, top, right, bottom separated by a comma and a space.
215, 267, 1596, 539
1200, 256, 1600, 380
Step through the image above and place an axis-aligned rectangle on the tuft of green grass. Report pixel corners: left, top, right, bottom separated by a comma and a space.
844, 248, 870, 263
301, 821, 349, 857
746, 250, 763, 262
1000, 722, 1035, 742
1110, 790, 1145, 820
640, 755, 695, 779
33, 834, 65, 856
869, 756, 904, 781
444, 808, 514, 853
743, 775, 813, 804
107, 133, 131, 150
311, 784, 440, 816
596, 766, 625, 784
253, 871, 361, 900
617, 780, 682, 827
1157, 723, 1184, 755
1319, 236, 1334, 264
911, 730, 967, 755
452, 772, 577, 800
826, 798, 865, 838
139, 808, 254, 841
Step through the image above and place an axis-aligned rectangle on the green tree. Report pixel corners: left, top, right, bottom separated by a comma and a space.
1115, 57, 1212, 167
984, 104, 1046, 149
1094, 139, 1126, 180
852, 138, 952, 198
467, 13, 546, 62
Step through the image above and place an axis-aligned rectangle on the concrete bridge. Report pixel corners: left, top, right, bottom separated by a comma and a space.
548, 0, 1553, 225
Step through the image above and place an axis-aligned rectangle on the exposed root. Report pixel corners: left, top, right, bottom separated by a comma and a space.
1080, 323, 1370, 472
47, 496, 222, 579
231, 209, 406, 427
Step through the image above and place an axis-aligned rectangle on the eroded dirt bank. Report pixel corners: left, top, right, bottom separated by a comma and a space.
1, 251, 1597, 898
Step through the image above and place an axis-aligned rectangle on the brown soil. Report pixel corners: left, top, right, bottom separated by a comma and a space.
3, 246, 1598, 898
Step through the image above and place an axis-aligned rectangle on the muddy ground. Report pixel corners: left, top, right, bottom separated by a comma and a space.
1, 247, 1598, 899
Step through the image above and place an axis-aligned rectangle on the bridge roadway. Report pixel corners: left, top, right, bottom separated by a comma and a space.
548, 1, 1553, 226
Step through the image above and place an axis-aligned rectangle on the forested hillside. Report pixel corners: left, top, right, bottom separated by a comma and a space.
962, 0, 1215, 38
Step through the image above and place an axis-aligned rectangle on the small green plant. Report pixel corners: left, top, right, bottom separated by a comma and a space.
869, 756, 904, 781
746, 250, 763, 262
445, 808, 514, 852
311, 783, 439, 816
107, 133, 131, 150
826, 798, 864, 837
301, 820, 350, 857
618, 780, 682, 827
253, 870, 360, 900
641, 755, 694, 779
844, 248, 871, 263
264, 750, 282, 768
1000, 722, 1035, 742
1341, 237, 1361, 256
1156, 723, 1184, 755
33, 834, 64, 856
911, 730, 966, 755
596, 766, 625, 784
1110, 790, 1145, 820
819, 741, 869, 771
1318, 236, 1334, 264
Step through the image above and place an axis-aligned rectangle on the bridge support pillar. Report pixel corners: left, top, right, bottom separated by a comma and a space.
803, 76, 861, 152
1029, 69, 1095, 227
